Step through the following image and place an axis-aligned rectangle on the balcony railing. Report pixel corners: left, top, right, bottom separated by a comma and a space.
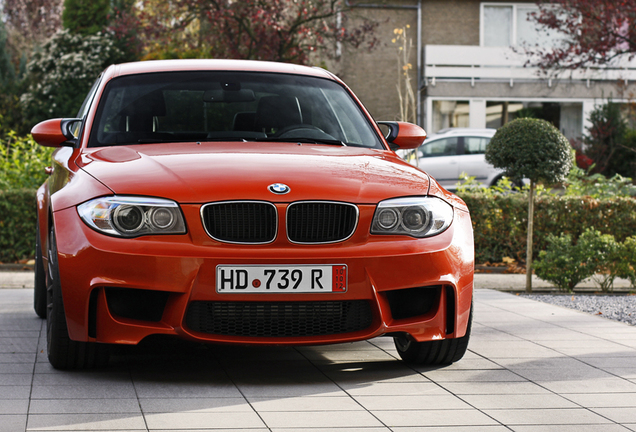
424, 45, 636, 86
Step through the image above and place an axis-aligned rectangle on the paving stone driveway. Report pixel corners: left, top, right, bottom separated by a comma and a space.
0, 288, 635, 432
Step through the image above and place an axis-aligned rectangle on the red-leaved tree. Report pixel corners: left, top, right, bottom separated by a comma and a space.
3, 0, 64, 60
135, 0, 378, 64
107, 0, 144, 61
524, 0, 636, 71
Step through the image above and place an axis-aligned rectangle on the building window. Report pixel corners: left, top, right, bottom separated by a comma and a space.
485, 101, 582, 139
481, 3, 562, 48
483, 5, 512, 46
432, 101, 469, 133
486, 101, 525, 128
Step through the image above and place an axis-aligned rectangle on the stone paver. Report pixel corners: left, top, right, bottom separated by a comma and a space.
0, 284, 635, 431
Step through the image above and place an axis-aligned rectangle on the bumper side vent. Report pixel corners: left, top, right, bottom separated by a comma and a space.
445, 285, 456, 335
386, 286, 441, 321
105, 288, 170, 322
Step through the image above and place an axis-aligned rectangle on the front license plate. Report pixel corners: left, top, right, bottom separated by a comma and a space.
216, 265, 347, 293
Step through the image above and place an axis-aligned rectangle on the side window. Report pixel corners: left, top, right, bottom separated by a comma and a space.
418, 137, 459, 158
464, 137, 490, 154
76, 75, 102, 119
96, 86, 126, 138
321, 87, 379, 146
71, 75, 102, 139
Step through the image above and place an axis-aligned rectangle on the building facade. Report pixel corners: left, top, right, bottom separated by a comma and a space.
335, 0, 636, 140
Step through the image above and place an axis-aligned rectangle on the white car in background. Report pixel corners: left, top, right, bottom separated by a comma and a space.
403, 128, 505, 191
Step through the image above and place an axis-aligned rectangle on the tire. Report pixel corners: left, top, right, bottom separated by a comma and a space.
394, 304, 472, 365
490, 175, 504, 188
491, 176, 523, 190
33, 223, 47, 319
46, 228, 109, 370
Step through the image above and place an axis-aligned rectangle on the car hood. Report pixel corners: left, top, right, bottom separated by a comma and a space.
77, 142, 431, 204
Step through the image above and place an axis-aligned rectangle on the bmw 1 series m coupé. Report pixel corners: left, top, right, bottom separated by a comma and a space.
31, 59, 474, 369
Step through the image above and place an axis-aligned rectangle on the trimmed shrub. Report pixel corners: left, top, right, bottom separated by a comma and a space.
485, 117, 573, 292
0, 189, 37, 263
533, 232, 597, 292
486, 118, 572, 184
458, 192, 636, 264
1, 132, 53, 190
578, 228, 620, 292
616, 236, 636, 288
3, 183, 636, 266
535, 229, 634, 293
1, 131, 50, 263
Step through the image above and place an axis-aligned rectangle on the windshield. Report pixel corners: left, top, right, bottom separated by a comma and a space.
88, 71, 384, 149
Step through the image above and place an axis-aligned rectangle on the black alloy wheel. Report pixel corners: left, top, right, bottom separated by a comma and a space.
394, 303, 473, 365
33, 222, 47, 319
46, 227, 109, 369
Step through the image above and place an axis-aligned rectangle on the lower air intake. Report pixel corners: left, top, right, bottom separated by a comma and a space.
186, 300, 373, 337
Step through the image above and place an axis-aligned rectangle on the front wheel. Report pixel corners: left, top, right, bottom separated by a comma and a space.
46, 228, 109, 370
33, 223, 47, 319
394, 305, 472, 365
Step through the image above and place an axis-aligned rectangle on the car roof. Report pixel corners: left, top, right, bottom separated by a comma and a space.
429, 128, 496, 139
109, 59, 336, 81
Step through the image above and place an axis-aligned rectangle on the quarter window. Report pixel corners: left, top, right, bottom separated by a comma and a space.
77, 75, 102, 119
464, 137, 490, 154
419, 137, 459, 158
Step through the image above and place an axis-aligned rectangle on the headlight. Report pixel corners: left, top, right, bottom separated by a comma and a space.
78, 196, 187, 237
371, 197, 453, 238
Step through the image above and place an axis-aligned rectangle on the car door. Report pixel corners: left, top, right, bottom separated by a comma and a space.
457, 136, 499, 186
416, 137, 461, 190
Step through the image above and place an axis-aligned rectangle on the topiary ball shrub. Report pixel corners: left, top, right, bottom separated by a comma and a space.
534, 232, 595, 293
485, 118, 572, 184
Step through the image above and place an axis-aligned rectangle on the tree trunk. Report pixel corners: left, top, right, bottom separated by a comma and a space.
526, 181, 535, 293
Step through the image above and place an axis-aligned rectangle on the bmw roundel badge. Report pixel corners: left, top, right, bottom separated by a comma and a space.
268, 183, 290, 194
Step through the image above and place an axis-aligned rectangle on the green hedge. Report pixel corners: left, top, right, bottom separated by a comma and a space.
459, 193, 636, 263
0, 189, 37, 263
1, 188, 635, 265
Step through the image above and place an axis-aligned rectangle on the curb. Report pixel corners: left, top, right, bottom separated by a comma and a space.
0, 263, 34, 272
2, 265, 634, 294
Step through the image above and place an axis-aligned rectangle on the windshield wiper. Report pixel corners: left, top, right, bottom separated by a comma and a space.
136, 139, 182, 144
200, 137, 249, 142
135, 137, 249, 144
133, 137, 349, 146
255, 137, 347, 146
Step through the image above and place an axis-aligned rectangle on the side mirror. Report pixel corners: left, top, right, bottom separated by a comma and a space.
31, 118, 82, 147
377, 121, 427, 150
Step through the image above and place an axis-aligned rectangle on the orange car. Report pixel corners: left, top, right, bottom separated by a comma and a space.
31, 60, 474, 369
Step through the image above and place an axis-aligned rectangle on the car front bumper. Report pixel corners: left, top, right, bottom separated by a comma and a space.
52, 204, 474, 346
